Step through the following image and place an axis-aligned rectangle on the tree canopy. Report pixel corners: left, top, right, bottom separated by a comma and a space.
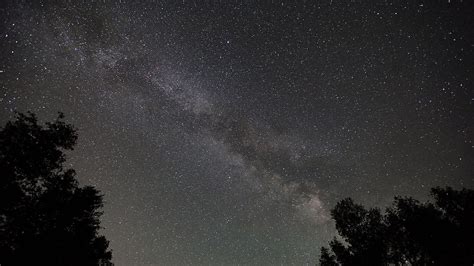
0, 112, 112, 265
320, 187, 474, 265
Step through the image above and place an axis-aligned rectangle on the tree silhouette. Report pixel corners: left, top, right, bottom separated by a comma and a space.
320, 187, 474, 265
0, 112, 112, 266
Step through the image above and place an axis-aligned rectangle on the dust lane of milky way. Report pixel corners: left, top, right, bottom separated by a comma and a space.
1, 1, 473, 265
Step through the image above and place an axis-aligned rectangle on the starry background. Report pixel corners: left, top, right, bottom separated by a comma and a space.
1, 0, 473, 265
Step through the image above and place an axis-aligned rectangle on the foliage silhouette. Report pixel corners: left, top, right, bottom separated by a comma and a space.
320, 187, 474, 265
0, 112, 112, 266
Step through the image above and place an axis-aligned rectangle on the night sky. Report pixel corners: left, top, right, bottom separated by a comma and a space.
1, 1, 473, 265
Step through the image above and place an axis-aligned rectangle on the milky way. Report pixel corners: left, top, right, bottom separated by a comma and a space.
1, 1, 473, 265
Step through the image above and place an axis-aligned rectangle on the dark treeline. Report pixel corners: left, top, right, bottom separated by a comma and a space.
0, 112, 112, 266
1, 112, 473, 265
320, 186, 474, 265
